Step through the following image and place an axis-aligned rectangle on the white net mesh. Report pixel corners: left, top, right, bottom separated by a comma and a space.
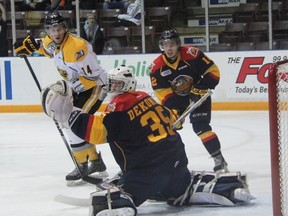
276, 62, 288, 216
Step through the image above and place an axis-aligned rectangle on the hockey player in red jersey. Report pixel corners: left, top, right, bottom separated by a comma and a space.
14, 11, 108, 185
41, 66, 253, 215
149, 28, 228, 173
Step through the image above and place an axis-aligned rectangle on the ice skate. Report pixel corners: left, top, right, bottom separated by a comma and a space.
66, 153, 108, 186
213, 154, 229, 174
88, 152, 109, 180
65, 162, 89, 186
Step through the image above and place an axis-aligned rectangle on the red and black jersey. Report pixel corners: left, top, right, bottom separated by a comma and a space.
71, 91, 188, 174
149, 46, 220, 113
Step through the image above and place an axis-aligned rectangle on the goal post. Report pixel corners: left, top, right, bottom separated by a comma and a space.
268, 59, 288, 216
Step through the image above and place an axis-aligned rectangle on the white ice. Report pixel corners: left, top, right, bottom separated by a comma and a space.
0, 111, 272, 216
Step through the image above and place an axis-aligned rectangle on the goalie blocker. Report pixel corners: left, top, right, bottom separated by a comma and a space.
89, 171, 254, 216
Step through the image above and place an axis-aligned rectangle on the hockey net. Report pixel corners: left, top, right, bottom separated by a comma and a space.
268, 59, 288, 216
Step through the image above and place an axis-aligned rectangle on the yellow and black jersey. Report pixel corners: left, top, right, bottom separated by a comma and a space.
37, 33, 106, 92
149, 46, 220, 113
71, 91, 188, 173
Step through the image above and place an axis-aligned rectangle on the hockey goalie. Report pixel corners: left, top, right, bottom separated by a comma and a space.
41, 66, 255, 216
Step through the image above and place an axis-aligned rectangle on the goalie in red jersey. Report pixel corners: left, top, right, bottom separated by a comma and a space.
40, 66, 253, 216
149, 28, 229, 173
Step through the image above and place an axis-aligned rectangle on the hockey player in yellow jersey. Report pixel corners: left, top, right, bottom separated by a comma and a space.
14, 11, 108, 186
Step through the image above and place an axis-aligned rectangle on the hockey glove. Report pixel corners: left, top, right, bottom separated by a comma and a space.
171, 109, 184, 130
14, 35, 40, 57
41, 80, 81, 128
190, 86, 209, 103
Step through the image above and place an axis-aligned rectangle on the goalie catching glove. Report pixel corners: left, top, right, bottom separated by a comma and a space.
41, 80, 82, 128
14, 35, 40, 57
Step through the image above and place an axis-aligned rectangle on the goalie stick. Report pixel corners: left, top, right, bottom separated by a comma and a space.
173, 90, 213, 129
23, 56, 102, 185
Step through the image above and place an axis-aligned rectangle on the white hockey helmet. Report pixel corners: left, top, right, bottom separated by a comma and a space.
108, 65, 137, 95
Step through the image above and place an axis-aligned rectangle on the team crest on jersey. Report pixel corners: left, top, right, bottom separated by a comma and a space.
169, 75, 193, 96
57, 68, 68, 80
107, 103, 116, 112
161, 69, 172, 77
75, 50, 85, 61
186, 47, 199, 57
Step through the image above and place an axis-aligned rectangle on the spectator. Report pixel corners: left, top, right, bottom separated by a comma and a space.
103, 0, 130, 10
47, 0, 73, 10
22, 0, 50, 11
114, 0, 141, 27
81, 13, 105, 54
0, 3, 8, 57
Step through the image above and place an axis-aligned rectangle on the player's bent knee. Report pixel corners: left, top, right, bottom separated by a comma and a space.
192, 122, 212, 135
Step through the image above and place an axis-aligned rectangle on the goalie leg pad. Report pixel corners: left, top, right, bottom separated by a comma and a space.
89, 187, 137, 216
189, 171, 255, 206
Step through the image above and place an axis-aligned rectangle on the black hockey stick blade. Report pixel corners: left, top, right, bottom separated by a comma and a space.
82, 175, 104, 185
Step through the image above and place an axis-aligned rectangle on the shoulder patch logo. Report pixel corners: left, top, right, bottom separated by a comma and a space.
187, 47, 199, 57
107, 103, 116, 112
75, 50, 85, 61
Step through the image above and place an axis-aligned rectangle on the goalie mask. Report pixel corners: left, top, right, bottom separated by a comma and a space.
108, 66, 137, 95
41, 80, 73, 123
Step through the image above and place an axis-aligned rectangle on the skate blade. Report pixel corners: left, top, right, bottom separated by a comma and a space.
66, 172, 109, 187
215, 168, 229, 175
66, 179, 88, 187
95, 207, 136, 216
89, 171, 109, 180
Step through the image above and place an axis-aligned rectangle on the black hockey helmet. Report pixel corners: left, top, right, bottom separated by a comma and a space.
44, 11, 66, 29
159, 28, 181, 51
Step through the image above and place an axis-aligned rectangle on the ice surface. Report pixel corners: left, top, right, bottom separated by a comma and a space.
0, 111, 272, 216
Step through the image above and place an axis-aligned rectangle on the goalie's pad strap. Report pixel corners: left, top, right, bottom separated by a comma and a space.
188, 171, 252, 206
190, 192, 235, 206
90, 187, 137, 216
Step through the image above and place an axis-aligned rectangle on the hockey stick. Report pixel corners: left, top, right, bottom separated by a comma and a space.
173, 90, 213, 129
23, 56, 102, 185
54, 172, 122, 206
